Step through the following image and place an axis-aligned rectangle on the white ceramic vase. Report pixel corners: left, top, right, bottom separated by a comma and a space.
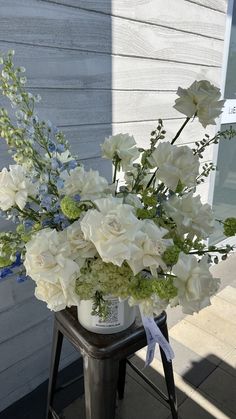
77, 296, 136, 334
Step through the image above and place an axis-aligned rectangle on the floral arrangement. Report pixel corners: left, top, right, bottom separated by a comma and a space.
0, 50, 236, 320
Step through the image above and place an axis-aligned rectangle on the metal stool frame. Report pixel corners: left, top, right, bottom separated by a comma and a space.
46, 308, 178, 419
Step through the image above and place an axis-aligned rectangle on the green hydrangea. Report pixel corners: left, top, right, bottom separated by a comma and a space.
60, 196, 82, 220
152, 277, 177, 300
162, 245, 180, 266
128, 276, 154, 300
75, 258, 137, 300
223, 217, 236, 237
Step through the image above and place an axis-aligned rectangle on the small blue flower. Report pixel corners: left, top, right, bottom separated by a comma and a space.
51, 158, 60, 170
56, 178, 64, 190
61, 219, 70, 229
42, 218, 52, 227
39, 184, 48, 194
11, 252, 22, 268
67, 160, 78, 170
56, 144, 66, 153
48, 142, 56, 152
41, 195, 53, 211
0, 267, 13, 279
16, 274, 29, 283
24, 219, 34, 229
73, 194, 81, 202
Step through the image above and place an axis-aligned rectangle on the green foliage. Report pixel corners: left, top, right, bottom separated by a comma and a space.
223, 217, 236, 237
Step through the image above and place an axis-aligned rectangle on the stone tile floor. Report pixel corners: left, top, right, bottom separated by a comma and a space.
63, 254, 236, 419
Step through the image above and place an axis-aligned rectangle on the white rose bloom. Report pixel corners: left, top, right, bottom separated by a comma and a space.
24, 228, 80, 286
66, 220, 97, 264
101, 133, 139, 171
172, 252, 220, 314
165, 193, 215, 239
35, 279, 80, 312
128, 220, 171, 275
129, 293, 168, 317
80, 196, 143, 266
0, 164, 36, 211
123, 193, 143, 209
60, 166, 109, 200
147, 142, 199, 191
174, 80, 225, 128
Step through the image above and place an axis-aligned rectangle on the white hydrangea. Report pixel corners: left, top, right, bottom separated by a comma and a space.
80, 196, 143, 267
174, 80, 225, 128
147, 142, 199, 191
172, 252, 220, 314
24, 228, 80, 286
127, 220, 171, 276
60, 166, 109, 200
101, 133, 139, 171
0, 164, 36, 211
165, 193, 215, 239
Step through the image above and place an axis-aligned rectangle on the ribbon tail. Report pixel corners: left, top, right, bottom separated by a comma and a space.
141, 310, 175, 365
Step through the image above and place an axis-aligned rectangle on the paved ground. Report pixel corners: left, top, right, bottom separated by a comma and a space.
63, 253, 236, 419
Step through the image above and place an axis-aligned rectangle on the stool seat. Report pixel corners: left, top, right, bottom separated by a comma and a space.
46, 307, 178, 419
56, 307, 166, 360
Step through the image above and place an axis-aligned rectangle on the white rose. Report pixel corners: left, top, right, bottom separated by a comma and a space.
165, 193, 215, 239
172, 252, 220, 314
24, 228, 80, 286
60, 166, 109, 200
174, 80, 225, 128
129, 293, 168, 317
127, 220, 171, 275
0, 164, 36, 210
35, 279, 80, 312
123, 193, 143, 209
147, 142, 199, 191
101, 133, 139, 171
80, 196, 143, 266
66, 220, 97, 264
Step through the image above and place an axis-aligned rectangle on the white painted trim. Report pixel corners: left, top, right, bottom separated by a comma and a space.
208, 0, 236, 248
208, 0, 234, 208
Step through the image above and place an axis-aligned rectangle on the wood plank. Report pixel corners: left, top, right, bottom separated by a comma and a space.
0, 317, 53, 373
42, 0, 226, 40
1, 89, 182, 125
0, 42, 221, 90
0, 0, 224, 66
0, 298, 50, 344
0, 342, 77, 410
186, 0, 227, 13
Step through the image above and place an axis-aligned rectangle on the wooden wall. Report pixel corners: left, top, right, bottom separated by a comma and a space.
0, 0, 227, 411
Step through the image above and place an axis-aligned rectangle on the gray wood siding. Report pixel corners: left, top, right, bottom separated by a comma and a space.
0, 0, 226, 411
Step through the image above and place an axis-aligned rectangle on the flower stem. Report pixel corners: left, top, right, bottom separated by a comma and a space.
171, 117, 190, 145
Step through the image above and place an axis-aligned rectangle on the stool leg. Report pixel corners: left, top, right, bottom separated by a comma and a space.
46, 321, 64, 419
159, 322, 178, 419
83, 355, 119, 419
117, 359, 126, 400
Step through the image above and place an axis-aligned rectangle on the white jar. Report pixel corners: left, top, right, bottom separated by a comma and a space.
77, 297, 136, 334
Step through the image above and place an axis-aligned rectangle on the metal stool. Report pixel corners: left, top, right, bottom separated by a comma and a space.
46, 308, 178, 419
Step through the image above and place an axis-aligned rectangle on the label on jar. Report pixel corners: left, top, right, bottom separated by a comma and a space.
92, 297, 124, 328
